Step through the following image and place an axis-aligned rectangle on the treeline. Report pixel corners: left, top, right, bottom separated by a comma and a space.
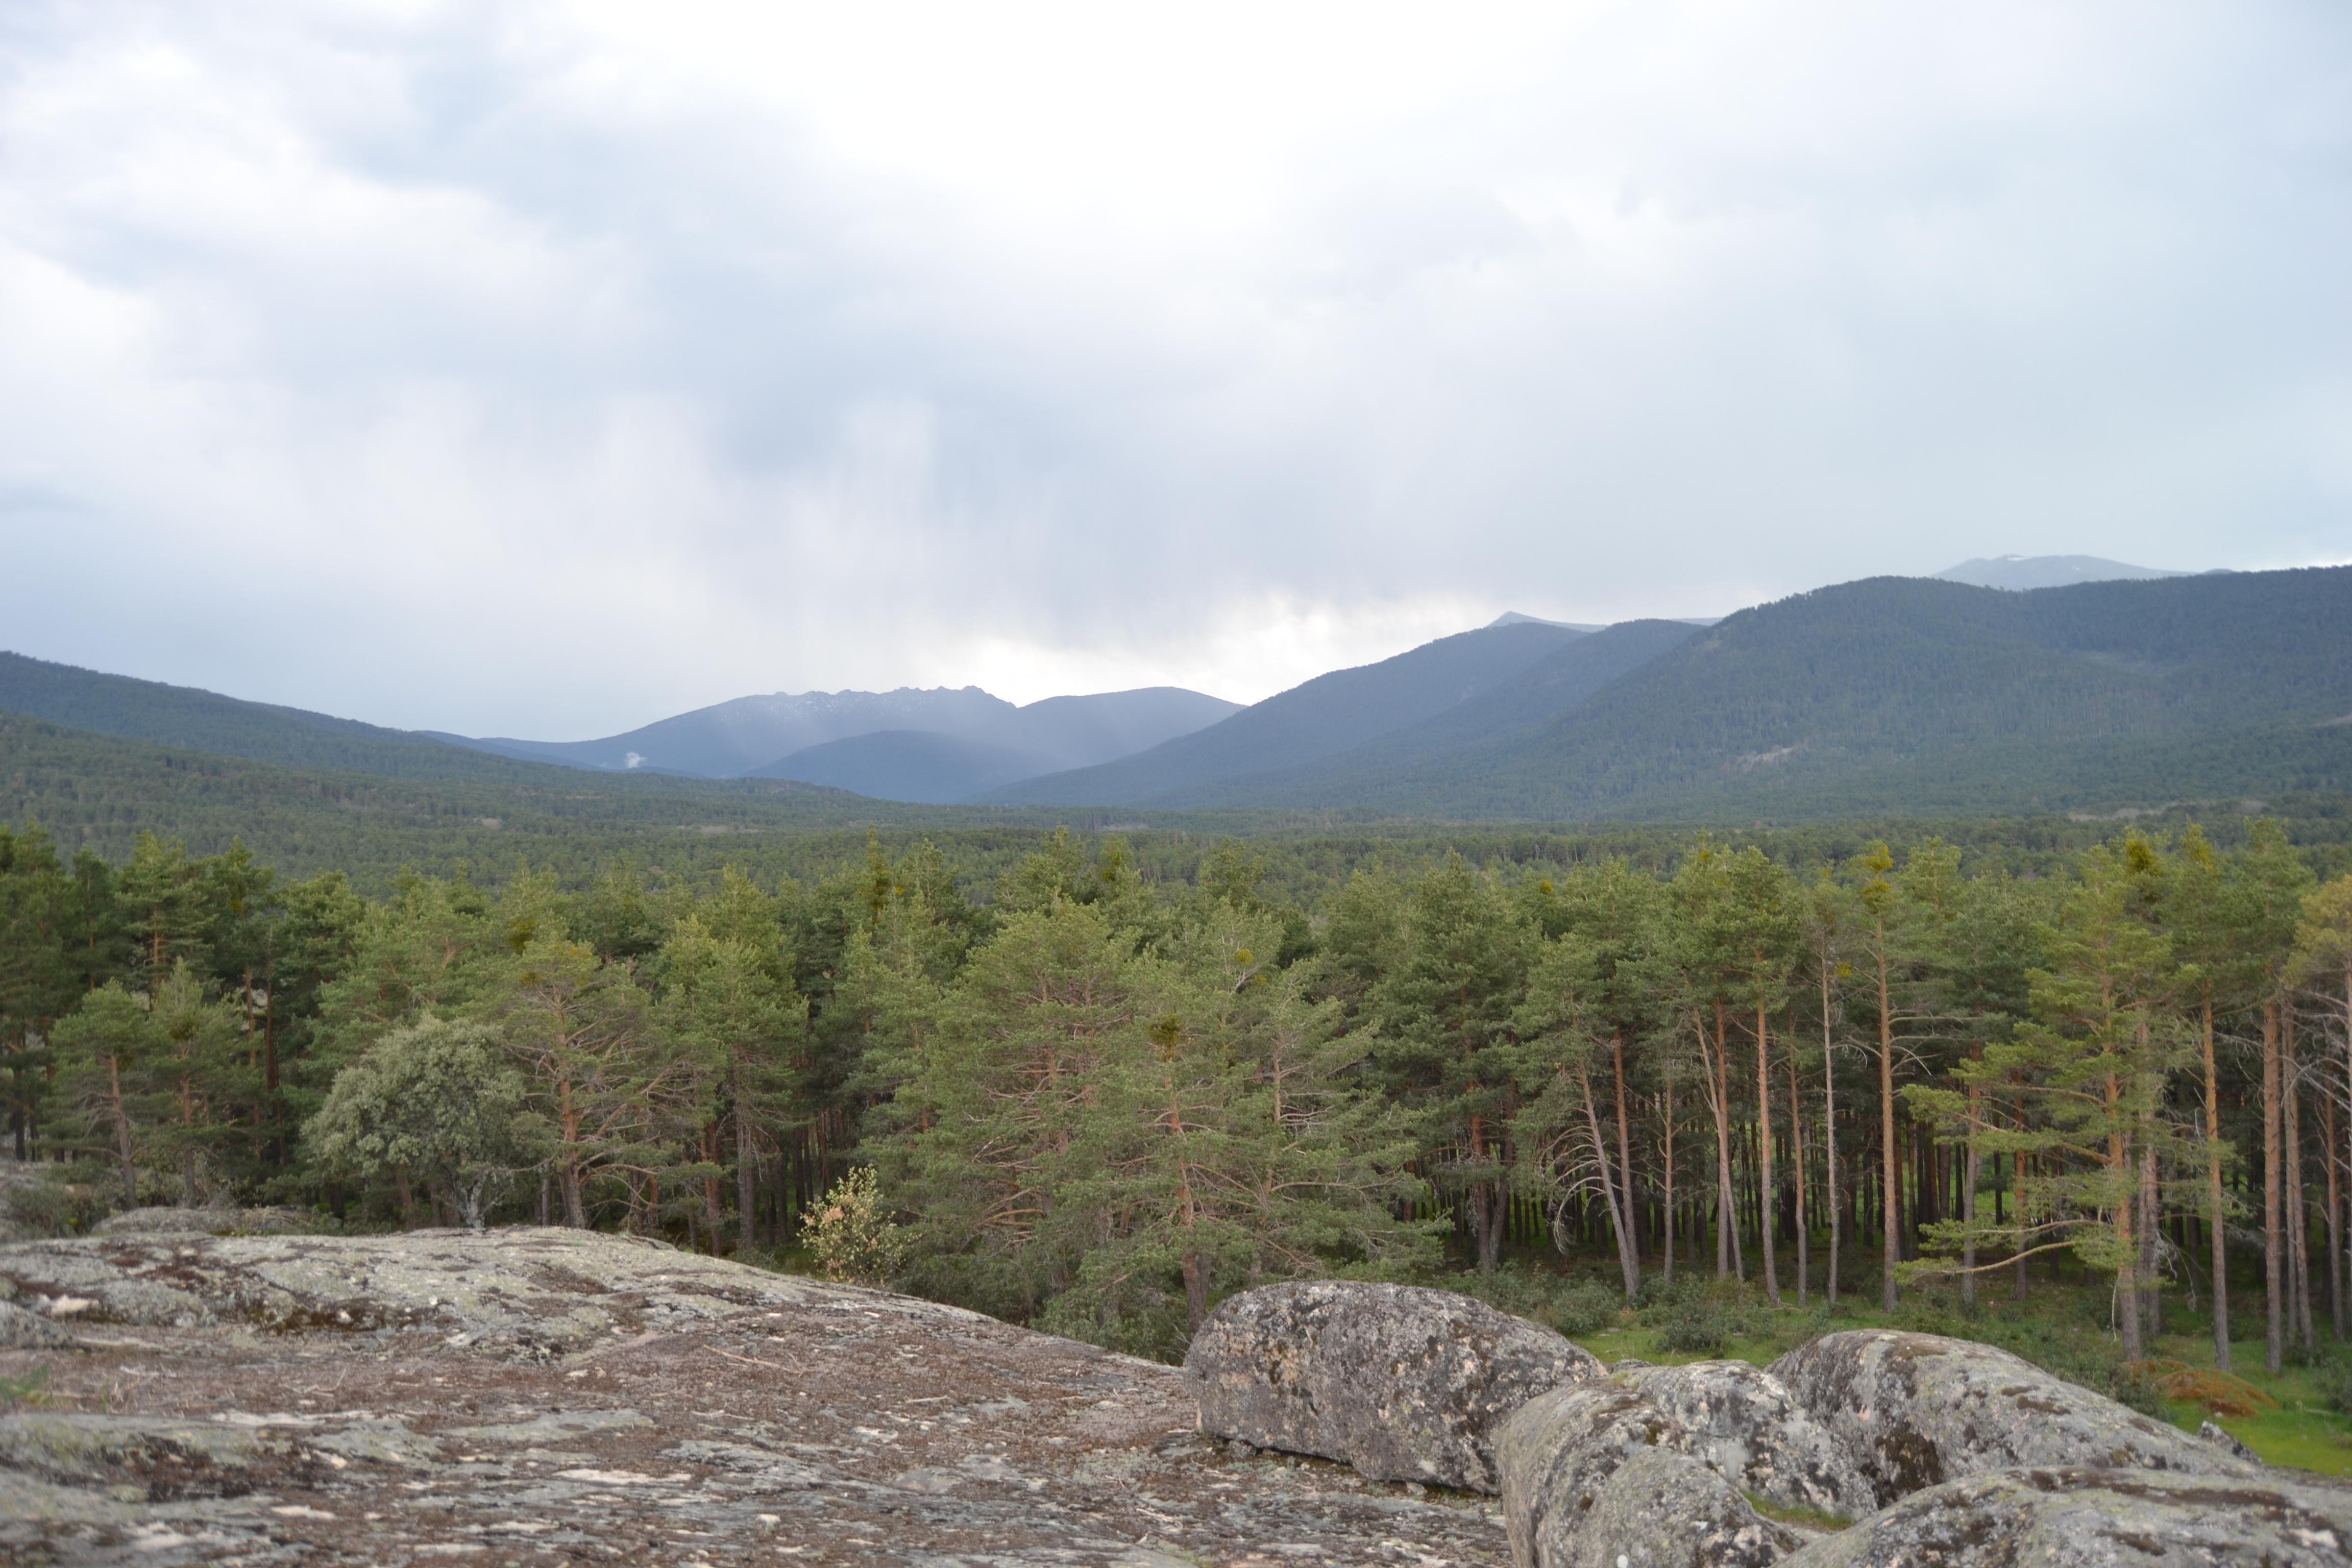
4, 817, 2352, 1370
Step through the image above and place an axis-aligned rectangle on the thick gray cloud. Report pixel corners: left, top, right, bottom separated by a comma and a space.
2, 1, 2346, 734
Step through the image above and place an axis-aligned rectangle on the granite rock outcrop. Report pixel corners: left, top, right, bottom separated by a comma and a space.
1185, 1280, 1605, 1492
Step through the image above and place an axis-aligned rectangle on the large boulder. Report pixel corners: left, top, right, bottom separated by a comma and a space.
1496, 1365, 1857, 1568
1497, 1383, 1686, 1566
1618, 1360, 1875, 1521
1185, 1280, 1603, 1491
1768, 1330, 2254, 1507
1780, 1465, 2352, 1568
1573, 1448, 1797, 1568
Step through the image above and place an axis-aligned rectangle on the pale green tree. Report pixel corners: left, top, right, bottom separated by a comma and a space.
306, 1016, 531, 1228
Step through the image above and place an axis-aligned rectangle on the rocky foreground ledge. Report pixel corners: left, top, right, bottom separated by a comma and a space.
0, 1225, 1506, 1566
1183, 1283, 2352, 1568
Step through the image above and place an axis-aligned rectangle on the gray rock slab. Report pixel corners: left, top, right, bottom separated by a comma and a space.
1618, 1359, 1874, 1520
0, 1224, 902, 1354
0, 1413, 274, 1483
1781, 1465, 2352, 1568
1185, 1279, 1603, 1492
1768, 1329, 2253, 1508
1573, 1447, 1797, 1568
0, 1229, 1513, 1565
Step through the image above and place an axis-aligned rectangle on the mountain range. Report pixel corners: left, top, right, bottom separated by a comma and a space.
427, 685, 1241, 802
13, 553, 2341, 841
1933, 554, 2191, 591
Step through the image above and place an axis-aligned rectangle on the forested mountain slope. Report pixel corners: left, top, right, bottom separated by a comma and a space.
986, 620, 1584, 805
0, 710, 948, 887
1165, 619, 1702, 808
0, 651, 524, 782
1340, 567, 2352, 818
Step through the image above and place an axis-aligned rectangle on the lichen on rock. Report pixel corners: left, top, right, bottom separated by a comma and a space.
1574, 1447, 1798, 1568
0, 1228, 1516, 1565
1767, 1330, 2256, 1508
1184, 1279, 1605, 1492
1779, 1464, 2352, 1568
1615, 1359, 1874, 1521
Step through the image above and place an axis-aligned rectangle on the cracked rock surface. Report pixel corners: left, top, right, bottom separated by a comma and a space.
0, 1227, 1509, 1566
1614, 1360, 1873, 1521
1767, 1330, 2255, 1508
1779, 1465, 2352, 1568
1185, 1281, 1604, 1493
1571, 1447, 1796, 1568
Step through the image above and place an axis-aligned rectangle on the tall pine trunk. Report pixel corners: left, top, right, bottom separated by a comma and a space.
1821, 964, 1839, 1308
2329, 1086, 2345, 1341
1661, 1081, 1677, 1286
1875, 932, 1899, 1312
733, 1051, 759, 1255
2266, 1001, 2285, 1375
1579, 1063, 1640, 1301
1613, 1038, 1640, 1281
2204, 995, 2232, 1368
1700, 1008, 1739, 1281
2111, 1072, 2142, 1362
1962, 1075, 1981, 1311
1755, 1003, 1781, 1305
1790, 1047, 1809, 1307
2288, 1012, 2316, 1354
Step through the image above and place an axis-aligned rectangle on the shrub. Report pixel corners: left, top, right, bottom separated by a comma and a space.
1552, 1278, 1625, 1338
1656, 1304, 1728, 1357
800, 1168, 908, 1286
2313, 1355, 2352, 1417
3, 1173, 110, 1238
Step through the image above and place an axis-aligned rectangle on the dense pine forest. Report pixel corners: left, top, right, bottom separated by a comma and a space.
8, 813, 2352, 1407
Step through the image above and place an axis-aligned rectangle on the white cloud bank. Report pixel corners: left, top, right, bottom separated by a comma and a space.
1, 1, 2346, 733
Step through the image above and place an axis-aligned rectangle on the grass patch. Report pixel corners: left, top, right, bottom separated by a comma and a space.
0, 1364, 51, 1408
1745, 1492, 1852, 1532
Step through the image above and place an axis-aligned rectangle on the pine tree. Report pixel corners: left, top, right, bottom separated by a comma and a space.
1949, 838, 2192, 1360
1371, 854, 1528, 1272
51, 982, 162, 1200
656, 911, 805, 1252
2233, 822, 2315, 1371
0, 822, 79, 1159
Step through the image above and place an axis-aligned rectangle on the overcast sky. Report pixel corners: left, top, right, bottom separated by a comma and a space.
3, 2, 2348, 736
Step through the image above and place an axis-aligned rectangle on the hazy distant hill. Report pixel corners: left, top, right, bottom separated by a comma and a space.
1933, 554, 2189, 591
988, 620, 1584, 806
434, 684, 1239, 789
1331, 567, 2352, 818
748, 729, 1056, 803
